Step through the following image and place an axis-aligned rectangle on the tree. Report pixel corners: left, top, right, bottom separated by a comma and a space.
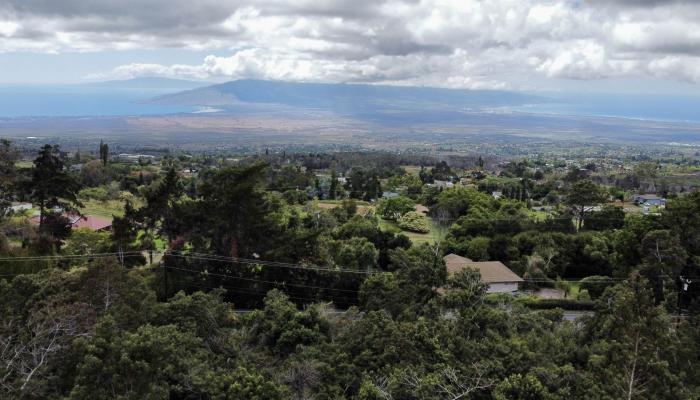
25, 145, 82, 231
583, 273, 688, 399
377, 196, 415, 220
98, 140, 109, 166
578, 276, 614, 299
141, 167, 182, 243
397, 211, 430, 233
565, 180, 606, 230
640, 229, 687, 304
329, 168, 339, 200
334, 237, 379, 271
584, 205, 625, 231
0, 139, 19, 219
111, 200, 146, 267
493, 373, 552, 400
198, 163, 280, 258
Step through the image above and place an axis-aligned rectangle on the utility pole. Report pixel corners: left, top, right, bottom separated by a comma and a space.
678, 276, 691, 320
162, 250, 169, 301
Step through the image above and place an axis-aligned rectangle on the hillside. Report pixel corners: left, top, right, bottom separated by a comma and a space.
149, 79, 543, 114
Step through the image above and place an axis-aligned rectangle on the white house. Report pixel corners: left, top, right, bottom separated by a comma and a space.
443, 254, 524, 293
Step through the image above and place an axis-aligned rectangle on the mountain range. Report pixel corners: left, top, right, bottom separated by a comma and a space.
148, 79, 543, 116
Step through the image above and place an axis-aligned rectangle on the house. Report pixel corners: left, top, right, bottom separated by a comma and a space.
443, 253, 524, 293
491, 191, 503, 199
382, 191, 400, 199
71, 215, 113, 231
633, 194, 666, 207
7, 203, 32, 214
30, 214, 112, 232
433, 180, 454, 189
414, 204, 429, 215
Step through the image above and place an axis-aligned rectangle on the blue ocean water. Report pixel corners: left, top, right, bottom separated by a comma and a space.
0, 86, 195, 117
514, 92, 700, 123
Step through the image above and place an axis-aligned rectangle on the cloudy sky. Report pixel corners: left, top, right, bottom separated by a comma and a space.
1, 0, 700, 93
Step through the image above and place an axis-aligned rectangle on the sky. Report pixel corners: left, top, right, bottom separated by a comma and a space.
1, 0, 700, 94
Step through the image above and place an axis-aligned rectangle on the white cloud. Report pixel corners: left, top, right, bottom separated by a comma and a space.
3, 0, 700, 86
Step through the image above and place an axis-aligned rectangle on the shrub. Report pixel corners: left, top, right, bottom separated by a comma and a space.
397, 211, 430, 233
377, 196, 414, 220
579, 275, 614, 299
522, 298, 595, 311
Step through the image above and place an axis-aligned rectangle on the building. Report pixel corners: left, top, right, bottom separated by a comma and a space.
432, 180, 454, 189
7, 203, 32, 214
414, 204, 429, 215
633, 194, 666, 207
382, 191, 400, 198
443, 253, 524, 293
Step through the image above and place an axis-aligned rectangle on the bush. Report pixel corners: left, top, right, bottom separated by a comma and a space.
397, 211, 430, 233
377, 196, 414, 220
579, 276, 614, 299
522, 298, 595, 311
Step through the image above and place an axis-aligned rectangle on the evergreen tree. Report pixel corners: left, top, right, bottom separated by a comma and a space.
26, 145, 82, 230
98, 140, 109, 166
329, 168, 339, 200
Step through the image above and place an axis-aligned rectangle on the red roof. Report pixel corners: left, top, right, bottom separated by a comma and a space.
29, 214, 112, 231
72, 216, 112, 230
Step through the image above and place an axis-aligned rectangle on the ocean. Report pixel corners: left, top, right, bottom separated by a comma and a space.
0, 86, 195, 118
513, 92, 700, 124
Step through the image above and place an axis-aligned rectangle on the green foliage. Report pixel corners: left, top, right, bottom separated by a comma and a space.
493, 373, 553, 400
25, 144, 83, 238
397, 211, 430, 233
377, 195, 415, 220
251, 289, 330, 356
466, 236, 491, 261
578, 276, 614, 299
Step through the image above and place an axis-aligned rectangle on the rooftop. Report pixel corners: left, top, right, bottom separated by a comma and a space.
444, 253, 524, 284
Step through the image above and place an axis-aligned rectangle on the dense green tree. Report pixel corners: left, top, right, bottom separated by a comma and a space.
565, 180, 606, 230
585, 204, 625, 231
98, 140, 109, 166
26, 144, 82, 230
376, 195, 415, 220
639, 229, 687, 304
397, 211, 430, 233
583, 274, 690, 399
0, 139, 19, 218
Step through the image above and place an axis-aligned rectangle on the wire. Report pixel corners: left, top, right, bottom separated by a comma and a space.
0, 251, 143, 261
0, 254, 145, 263
166, 268, 359, 303
167, 250, 384, 275
163, 263, 360, 293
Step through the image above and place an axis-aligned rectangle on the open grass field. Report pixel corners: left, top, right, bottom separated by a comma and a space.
400, 165, 422, 175
315, 200, 373, 215
379, 218, 442, 245
80, 199, 126, 218
15, 161, 33, 169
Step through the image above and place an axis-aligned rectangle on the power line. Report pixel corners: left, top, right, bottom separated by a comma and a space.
163, 263, 361, 294
166, 268, 359, 303
167, 250, 383, 275
0, 252, 144, 263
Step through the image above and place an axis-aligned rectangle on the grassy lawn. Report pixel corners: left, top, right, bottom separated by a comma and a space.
400, 165, 422, 175
80, 199, 126, 218
568, 281, 581, 298
15, 161, 33, 169
379, 218, 441, 245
